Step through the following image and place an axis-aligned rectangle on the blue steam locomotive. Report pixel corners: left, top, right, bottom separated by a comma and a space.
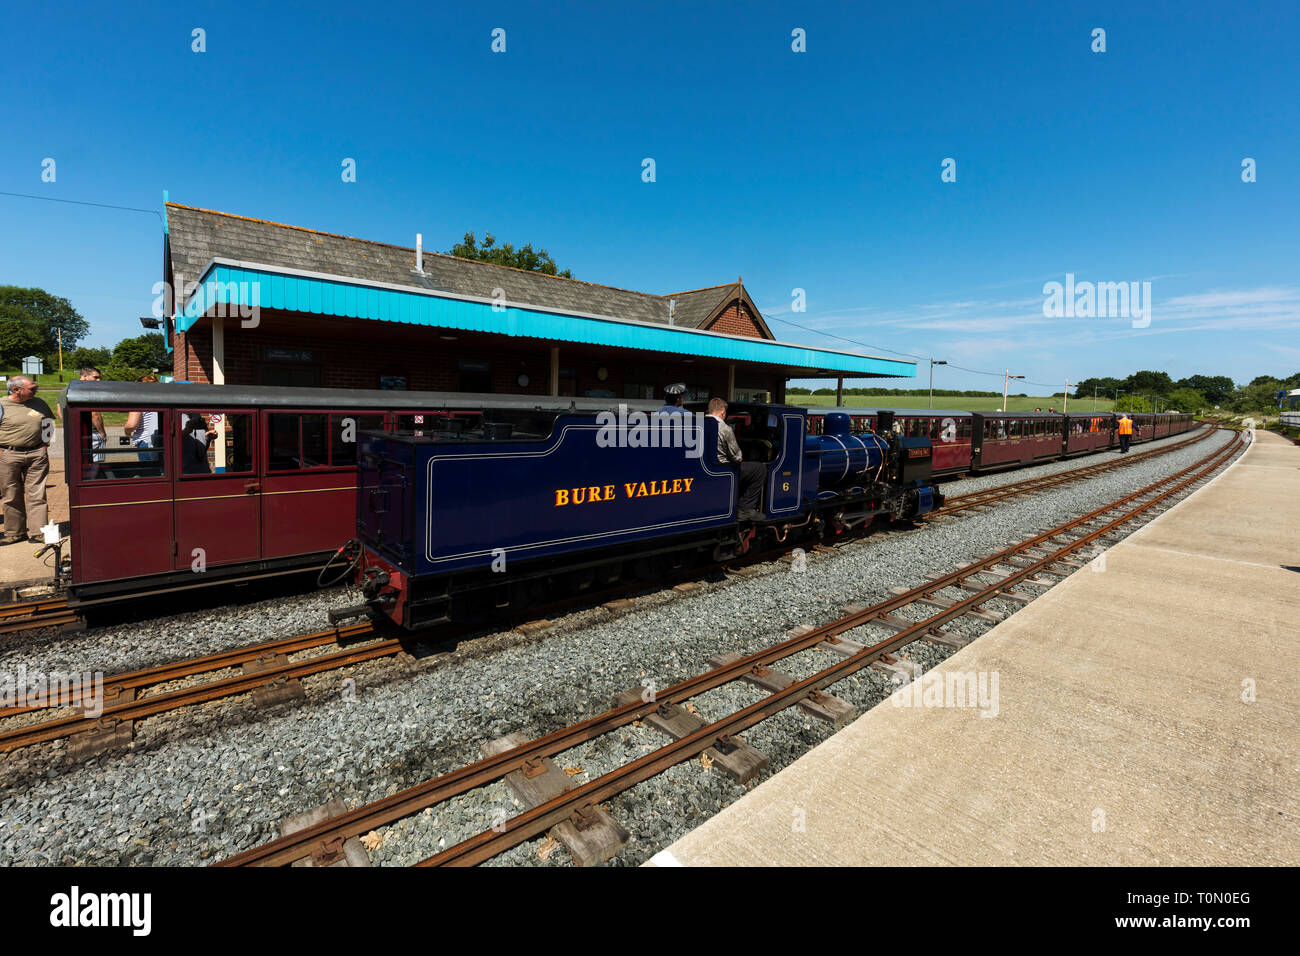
338, 401, 941, 630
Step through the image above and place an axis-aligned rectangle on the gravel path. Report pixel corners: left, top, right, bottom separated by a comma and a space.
0, 428, 1236, 866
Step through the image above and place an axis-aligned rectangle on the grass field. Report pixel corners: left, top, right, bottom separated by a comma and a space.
790, 394, 1119, 413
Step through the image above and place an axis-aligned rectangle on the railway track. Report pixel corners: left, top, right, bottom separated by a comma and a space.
0, 595, 78, 637
0, 623, 396, 753
215, 428, 1242, 867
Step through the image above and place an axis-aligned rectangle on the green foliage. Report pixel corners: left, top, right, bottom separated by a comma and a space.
1164, 387, 1208, 413
1128, 369, 1175, 395
0, 286, 89, 355
446, 231, 573, 278
67, 346, 113, 371
1174, 374, 1235, 405
1227, 376, 1284, 414
101, 365, 151, 382
111, 333, 167, 371
0, 303, 46, 367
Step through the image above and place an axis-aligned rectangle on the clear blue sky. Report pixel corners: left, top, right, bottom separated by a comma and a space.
2, 0, 1296, 392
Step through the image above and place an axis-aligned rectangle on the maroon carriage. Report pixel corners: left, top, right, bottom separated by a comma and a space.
971, 412, 1065, 471
1064, 413, 1113, 456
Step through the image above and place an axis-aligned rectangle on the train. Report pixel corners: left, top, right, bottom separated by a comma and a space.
343, 403, 1195, 631
53, 382, 1193, 618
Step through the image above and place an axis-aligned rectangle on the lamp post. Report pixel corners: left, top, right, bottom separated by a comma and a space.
928, 359, 947, 408
1063, 379, 1072, 413
1002, 370, 1025, 412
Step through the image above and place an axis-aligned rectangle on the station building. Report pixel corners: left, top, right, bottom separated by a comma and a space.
163, 203, 915, 401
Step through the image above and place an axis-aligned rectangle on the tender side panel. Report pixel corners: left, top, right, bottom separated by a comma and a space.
413, 417, 736, 576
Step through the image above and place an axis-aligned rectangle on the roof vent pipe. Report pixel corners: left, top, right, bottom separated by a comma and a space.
415, 233, 425, 275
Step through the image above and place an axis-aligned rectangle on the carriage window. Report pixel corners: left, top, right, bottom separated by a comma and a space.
301, 415, 327, 466
331, 414, 385, 465
269, 413, 329, 470
178, 411, 254, 475
77, 408, 167, 480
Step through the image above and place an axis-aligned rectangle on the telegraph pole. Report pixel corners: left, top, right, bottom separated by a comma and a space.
1064, 380, 1072, 413
1002, 370, 1024, 412
928, 358, 947, 408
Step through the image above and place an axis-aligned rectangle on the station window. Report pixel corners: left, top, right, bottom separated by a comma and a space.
178, 411, 254, 475
77, 408, 167, 480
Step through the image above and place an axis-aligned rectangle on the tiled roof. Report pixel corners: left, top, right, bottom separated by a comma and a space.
165, 204, 762, 335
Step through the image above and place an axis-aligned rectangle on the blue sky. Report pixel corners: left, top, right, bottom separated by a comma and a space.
2, 0, 1296, 392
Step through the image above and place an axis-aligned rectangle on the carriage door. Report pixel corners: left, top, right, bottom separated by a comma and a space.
172, 409, 261, 571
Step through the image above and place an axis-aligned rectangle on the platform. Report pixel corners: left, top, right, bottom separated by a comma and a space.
0, 447, 68, 594
651, 429, 1299, 866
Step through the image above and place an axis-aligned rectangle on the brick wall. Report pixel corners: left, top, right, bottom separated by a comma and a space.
707, 301, 764, 338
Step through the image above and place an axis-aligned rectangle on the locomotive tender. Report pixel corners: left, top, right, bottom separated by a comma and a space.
346, 403, 942, 630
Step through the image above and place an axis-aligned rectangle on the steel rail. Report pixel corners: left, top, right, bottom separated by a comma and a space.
217, 429, 1237, 867
0, 622, 377, 718
0, 633, 403, 752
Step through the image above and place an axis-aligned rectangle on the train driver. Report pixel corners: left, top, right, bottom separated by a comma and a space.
706, 398, 765, 522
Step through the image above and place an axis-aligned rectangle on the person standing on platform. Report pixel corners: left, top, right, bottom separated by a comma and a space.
1117, 413, 1133, 454
0, 376, 56, 544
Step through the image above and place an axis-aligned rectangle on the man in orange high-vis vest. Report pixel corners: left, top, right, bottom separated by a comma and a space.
1117, 414, 1133, 454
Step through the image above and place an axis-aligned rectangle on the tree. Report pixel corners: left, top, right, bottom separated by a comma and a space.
1125, 370, 1175, 396
0, 303, 45, 368
1072, 376, 1125, 399
1165, 387, 1208, 413
447, 232, 573, 278
111, 333, 168, 371
0, 286, 89, 355
1175, 374, 1235, 405
1226, 377, 1282, 414
68, 346, 113, 371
